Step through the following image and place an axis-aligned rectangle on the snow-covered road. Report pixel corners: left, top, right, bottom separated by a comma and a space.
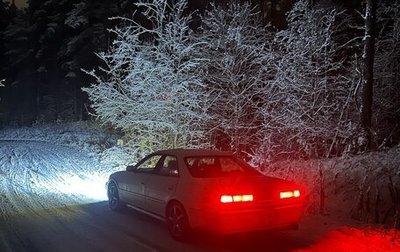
0, 140, 107, 213
0, 140, 111, 251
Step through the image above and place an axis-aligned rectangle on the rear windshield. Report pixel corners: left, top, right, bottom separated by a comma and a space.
184, 156, 259, 178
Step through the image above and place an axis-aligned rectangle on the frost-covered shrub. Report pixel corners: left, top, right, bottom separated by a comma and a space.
83, 0, 209, 152
197, 2, 269, 157
373, 2, 400, 148
253, 0, 356, 164
99, 146, 136, 171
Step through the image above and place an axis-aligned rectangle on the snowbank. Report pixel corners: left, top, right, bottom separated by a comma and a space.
263, 146, 400, 228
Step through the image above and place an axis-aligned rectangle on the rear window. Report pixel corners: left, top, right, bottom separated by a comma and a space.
184, 156, 259, 178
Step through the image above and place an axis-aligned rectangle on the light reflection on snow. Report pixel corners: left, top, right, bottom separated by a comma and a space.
52, 173, 109, 202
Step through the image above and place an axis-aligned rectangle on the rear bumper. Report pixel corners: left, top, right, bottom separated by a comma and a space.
189, 203, 304, 234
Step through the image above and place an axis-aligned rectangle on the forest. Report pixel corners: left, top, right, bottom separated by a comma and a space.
0, 0, 399, 163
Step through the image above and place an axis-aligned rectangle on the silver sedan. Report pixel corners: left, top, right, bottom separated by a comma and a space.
107, 149, 305, 240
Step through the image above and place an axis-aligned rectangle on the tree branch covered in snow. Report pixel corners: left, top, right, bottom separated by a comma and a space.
372, 1, 400, 148
83, 0, 209, 152
196, 2, 269, 156
83, 0, 399, 162
253, 0, 357, 164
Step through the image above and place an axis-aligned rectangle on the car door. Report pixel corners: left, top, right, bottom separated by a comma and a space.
119, 154, 163, 210
145, 155, 179, 217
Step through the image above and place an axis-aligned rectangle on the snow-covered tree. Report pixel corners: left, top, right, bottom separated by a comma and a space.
197, 2, 269, 157
84, 0, 208, 152
254, 0, 356, 163
373, 1, 400, 148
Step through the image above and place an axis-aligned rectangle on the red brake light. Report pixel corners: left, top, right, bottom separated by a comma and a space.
280, 190, 300, 199
220, 195, 233, 203
220, 194, 253, 203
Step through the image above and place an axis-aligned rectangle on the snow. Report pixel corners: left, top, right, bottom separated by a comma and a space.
0, 122, 131, 218
295, 227, 400, 252
0, 123, 399, 251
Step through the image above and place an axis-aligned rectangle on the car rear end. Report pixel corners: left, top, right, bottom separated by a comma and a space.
188, 175, 305, 234
177, 152, 305, 234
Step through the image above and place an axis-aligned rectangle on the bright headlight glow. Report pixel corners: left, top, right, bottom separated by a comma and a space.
55, 173, 109, 201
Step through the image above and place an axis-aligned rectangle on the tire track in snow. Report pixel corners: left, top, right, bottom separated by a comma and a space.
0, 140, 104, 252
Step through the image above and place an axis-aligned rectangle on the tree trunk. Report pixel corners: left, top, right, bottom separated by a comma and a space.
360, 0, 376, 149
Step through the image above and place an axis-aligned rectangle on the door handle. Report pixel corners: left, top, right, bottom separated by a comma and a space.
167, 186, 174, 191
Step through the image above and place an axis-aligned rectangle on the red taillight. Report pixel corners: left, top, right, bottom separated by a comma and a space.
280, 190, 300, 199
220, 194, 253, 203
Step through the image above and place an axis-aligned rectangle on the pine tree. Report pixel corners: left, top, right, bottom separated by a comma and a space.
2, 7, 37, 124
61, 0, 136, 121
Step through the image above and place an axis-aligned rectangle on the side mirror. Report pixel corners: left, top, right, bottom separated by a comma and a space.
126, 165, 135, 172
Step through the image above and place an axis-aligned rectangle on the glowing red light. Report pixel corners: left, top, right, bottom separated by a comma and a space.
280, 190, 300, 199
220, 195, 233, 203
220, 194, 253, 203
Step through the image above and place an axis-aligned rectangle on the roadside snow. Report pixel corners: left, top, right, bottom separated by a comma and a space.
0, 122, 134, 218
261, 145, 400, 250
0, 121, 116, 155
263, 146, 400, 227
294, 227, 400, 252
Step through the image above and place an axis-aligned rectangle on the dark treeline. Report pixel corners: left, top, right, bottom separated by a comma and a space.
0, 0, 138, 125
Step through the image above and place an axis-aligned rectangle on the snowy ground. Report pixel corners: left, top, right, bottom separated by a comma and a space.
0, 123, 399, 251
263, 146, 400, 228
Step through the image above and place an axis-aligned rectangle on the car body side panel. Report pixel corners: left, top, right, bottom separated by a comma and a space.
115, 171, 151, 209
144, 175, 179, 217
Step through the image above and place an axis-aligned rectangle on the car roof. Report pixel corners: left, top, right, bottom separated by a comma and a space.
152, 148, 234, 157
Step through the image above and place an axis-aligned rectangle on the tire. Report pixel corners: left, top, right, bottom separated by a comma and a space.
166, 202, 191, 241
107, 182, 124, 211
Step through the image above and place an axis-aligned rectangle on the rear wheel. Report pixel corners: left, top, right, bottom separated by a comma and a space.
166, 202, 191, 241
107, 182, 124, 211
